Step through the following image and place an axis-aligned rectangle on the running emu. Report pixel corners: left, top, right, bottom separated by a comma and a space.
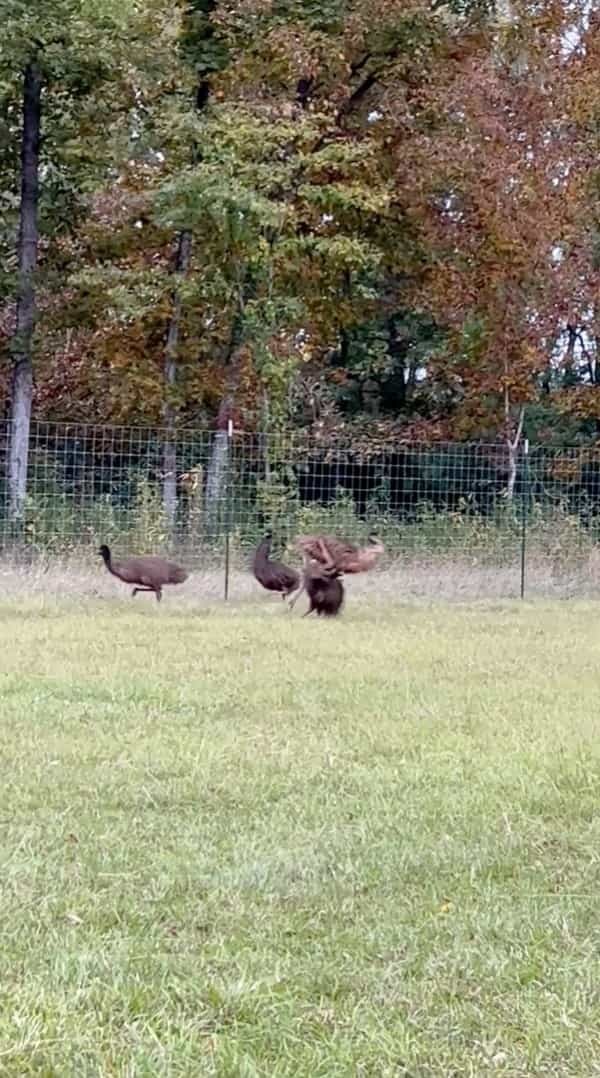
304, 564, 344, 617
253, 533, 300, 600
98, 544, 188, 602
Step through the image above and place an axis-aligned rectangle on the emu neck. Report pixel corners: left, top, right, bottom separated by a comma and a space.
101, 549, 115, 574
254, 537, 272, 568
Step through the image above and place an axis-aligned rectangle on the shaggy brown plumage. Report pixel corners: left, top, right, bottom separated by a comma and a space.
290, 533, 383, 611
303, 564, 344, 617
253, 534, 300, 599
98, 544, 188, 602
296, 533, 384, 574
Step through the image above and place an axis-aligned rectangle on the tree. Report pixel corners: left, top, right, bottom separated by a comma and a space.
9, 58, 41, 521
9, 0, 600, 460
161, 0, 230, 526
0, 0, 174, 518
8, 0, 496, 452
395, 2, 596, 477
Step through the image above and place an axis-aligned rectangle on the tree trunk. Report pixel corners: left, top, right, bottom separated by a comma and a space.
9, 61, 42, 522
162, 19, 215, 530
563, 324, 577, 386
506, 438, 518, 501
261, 392, 272, 484
205, 398, 234, 540
506, 405, 525, 501
204, 293, 247, 537
204, 431, 229, 539
163, 230, 192, 529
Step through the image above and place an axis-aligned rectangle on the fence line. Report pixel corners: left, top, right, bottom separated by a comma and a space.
1, 420, 600, 599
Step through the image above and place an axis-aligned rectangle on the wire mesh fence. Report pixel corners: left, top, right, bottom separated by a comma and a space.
1, 420, 600, 599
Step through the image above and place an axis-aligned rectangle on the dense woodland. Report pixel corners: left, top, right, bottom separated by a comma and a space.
2, 0, 600, 521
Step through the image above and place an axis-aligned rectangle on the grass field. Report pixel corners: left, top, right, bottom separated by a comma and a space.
1, 574, 600, 1075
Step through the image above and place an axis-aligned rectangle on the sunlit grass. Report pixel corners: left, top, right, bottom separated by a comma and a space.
1, 592, 600, 1074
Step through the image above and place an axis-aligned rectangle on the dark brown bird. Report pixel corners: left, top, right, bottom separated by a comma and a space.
290, 533, 383, 610
98, 544, 188, 602
253, 533, 300, 600
303, 563, 344, 617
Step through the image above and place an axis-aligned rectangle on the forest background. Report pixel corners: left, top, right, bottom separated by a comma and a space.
2, 0, 600, 536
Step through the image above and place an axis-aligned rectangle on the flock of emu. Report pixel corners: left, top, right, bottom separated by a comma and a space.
98, 533, 385, 616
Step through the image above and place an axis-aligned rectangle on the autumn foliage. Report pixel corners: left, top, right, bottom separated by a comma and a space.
2, 0, 600, 446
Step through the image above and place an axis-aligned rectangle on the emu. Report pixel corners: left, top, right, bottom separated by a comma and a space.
296, 533, 384, 574
98, 544, 188, 602
290, 533, 383, 610
303, 563, 344, 617
252, 533, 300, 601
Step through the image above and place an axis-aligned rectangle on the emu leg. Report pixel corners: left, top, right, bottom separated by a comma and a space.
155, 587, 162, 602
316, 537, 336, 572
288, 582, 305, 610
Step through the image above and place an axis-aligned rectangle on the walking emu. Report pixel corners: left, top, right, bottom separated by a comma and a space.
98, 544, 188, 602
253, 533, 300, 600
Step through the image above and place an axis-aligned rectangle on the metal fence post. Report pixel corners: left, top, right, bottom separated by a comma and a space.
520, 438, 529, 600
224, 418, 233, 601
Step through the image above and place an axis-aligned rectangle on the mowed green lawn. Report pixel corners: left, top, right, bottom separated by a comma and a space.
1, 596, 600, 1076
